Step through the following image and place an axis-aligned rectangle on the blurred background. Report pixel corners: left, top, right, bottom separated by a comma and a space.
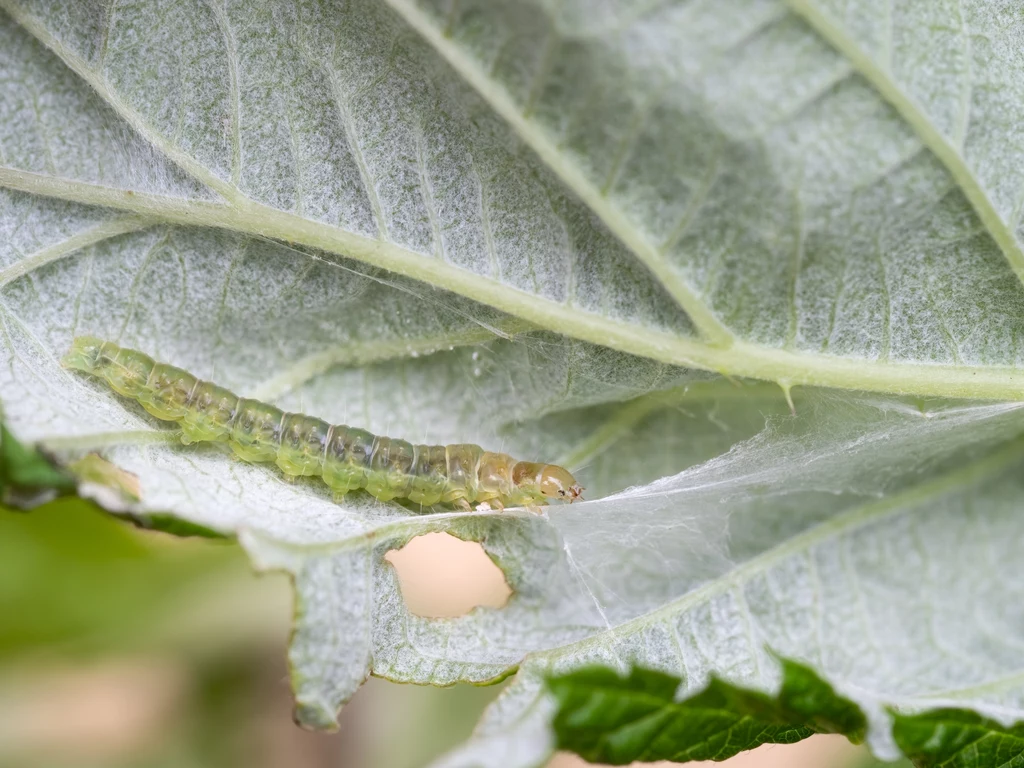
0, 499, 906, 768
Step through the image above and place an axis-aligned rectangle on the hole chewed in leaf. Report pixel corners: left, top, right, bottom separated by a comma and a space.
385, 532, 512, 618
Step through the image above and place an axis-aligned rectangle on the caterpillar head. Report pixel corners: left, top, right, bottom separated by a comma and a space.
62, 336, 106, 373
513, 462, 583, 503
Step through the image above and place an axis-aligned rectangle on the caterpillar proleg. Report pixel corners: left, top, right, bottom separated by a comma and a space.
63, 337, 583, 511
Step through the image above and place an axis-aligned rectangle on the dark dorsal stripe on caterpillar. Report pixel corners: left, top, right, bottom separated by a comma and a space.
63, 337, 583, 511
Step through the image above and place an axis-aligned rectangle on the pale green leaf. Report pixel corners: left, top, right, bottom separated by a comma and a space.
2, 2, 1024, 766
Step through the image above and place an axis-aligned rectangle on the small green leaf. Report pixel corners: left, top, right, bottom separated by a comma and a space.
892, 709, 1024, 768
0, 422, 75, 507
546, 658, 866, 765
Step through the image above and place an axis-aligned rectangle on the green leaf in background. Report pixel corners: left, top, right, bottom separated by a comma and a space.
546, 657, 865, 764
0, 496, 240, 656
2, 1, 1024, 766
0, 496, 500, 768
892, 709, 1024, 768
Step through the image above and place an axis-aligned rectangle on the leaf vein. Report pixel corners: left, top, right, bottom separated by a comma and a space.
382, 0, 735, 345
785, 0, 1024, 293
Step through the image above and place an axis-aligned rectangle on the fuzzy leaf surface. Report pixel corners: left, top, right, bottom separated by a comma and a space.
2, 3, 1024, 766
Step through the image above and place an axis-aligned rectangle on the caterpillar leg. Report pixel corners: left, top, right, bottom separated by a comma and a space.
365, 481, 399, 503
229, 440, 276, 463
179, 424, 206, 445
455, 498, 472, 512
408, 488, 444, 506
324, 473, 362, 505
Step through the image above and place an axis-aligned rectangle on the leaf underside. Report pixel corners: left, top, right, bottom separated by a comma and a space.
2, 1, 1024, 766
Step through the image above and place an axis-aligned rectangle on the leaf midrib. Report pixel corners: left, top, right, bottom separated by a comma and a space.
6, 4, 1024, 401
7, 165, 1024, 401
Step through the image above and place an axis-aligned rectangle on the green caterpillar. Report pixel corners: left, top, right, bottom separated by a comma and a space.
63, 337, 583, 511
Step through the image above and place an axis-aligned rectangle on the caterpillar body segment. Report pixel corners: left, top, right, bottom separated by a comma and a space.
63, 337, 584, 510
